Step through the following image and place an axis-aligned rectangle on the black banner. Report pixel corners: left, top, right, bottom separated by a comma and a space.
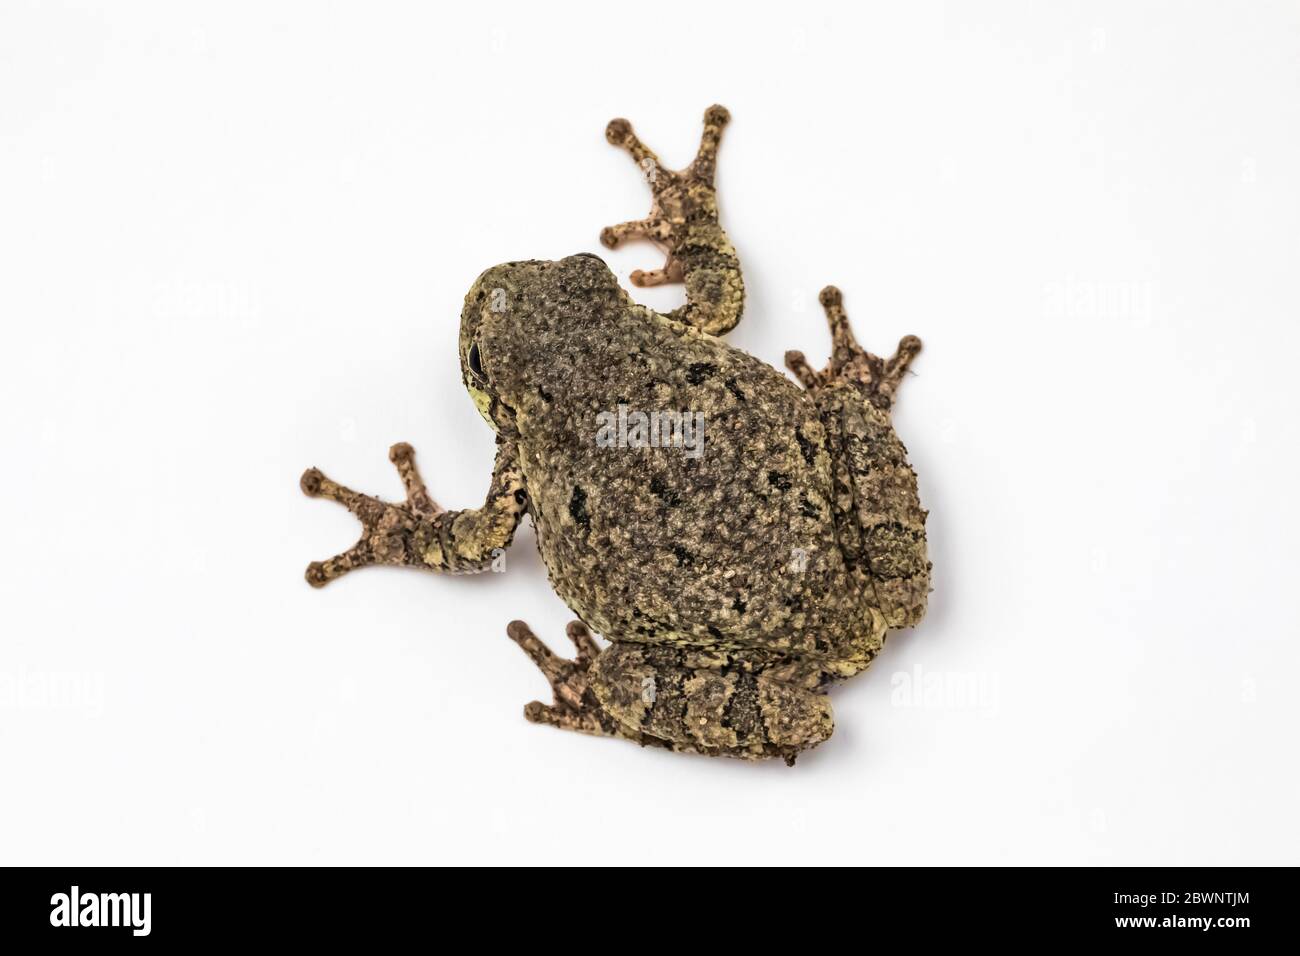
0, 867, 1286, 944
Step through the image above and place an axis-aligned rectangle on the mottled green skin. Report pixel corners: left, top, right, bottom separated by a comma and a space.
464, 257, 872, 655
302, 106, 930, 763
458, 255, 928, 760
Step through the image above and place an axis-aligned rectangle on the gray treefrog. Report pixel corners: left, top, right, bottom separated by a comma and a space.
300, 106, 930, 763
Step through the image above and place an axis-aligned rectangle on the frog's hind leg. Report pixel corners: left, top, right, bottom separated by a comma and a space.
784, 286, 922, 409
785, 287, 931, 628
506, 620, 664, 746
508, 624, 833, 763
588, 644, 834, 765
599, 105, 744, 336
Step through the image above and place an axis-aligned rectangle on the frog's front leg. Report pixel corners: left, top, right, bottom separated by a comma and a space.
600, 105, 744, 336
299, 440, 527, 586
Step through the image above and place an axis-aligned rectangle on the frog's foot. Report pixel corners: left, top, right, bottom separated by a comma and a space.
299, 442, 444, 587
598, 217, 674, 257
785, 286, 922, 409
507, 620, 630, 739
600, 105, 744, 335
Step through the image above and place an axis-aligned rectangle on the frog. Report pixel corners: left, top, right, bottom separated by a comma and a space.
300, 106, 930, 763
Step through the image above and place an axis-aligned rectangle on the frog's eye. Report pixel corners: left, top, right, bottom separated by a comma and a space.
467, 341, 487, 383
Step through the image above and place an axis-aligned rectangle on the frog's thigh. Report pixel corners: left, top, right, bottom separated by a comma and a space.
590, 643, 833, 759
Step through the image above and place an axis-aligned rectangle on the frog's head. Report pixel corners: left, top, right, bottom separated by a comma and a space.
458, 254, 623, 434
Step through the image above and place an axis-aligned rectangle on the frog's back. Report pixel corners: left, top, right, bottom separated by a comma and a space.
515, 306, 874, 658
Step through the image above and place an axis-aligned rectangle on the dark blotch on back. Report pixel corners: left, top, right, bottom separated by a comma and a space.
650, 475, 681, 507
795, 426, 817, 466
686, 362, 718, 385
569, 486, 590, 528
767, 471, 792, 492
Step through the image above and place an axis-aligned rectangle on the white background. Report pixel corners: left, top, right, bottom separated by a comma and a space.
2, 1, 1297, 866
